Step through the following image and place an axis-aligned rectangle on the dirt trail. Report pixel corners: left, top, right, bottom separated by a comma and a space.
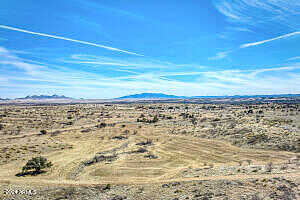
1, 171, 299, 187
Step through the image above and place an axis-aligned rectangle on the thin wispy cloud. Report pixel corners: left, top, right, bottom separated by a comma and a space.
211, 0, 300, 60
4, 45, 298, 93
249, 65, 300, 77
1, 1, 299, 98
287, 56, 300, 61
160, 65, 300, 79
0, 25, 143, 56
213, 0, 300, 29
227, 27, 253, 33
2, 45, 298, 98
209, 51, 232, 60
0, 46, 44, 74
211, 31, 300, 60
67, 61, 132, 67
65, 54, 206, 70
241, 31, 300, 48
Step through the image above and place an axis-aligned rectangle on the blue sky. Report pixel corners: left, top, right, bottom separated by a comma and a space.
0, 0, 300, 99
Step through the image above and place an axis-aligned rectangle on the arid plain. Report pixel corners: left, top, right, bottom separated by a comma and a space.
0, 102, 299, 199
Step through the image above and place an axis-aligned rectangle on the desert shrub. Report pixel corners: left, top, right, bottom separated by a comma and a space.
238, 161, 243, 166
67, 110, 77, 113
95, 122, 107, 128
210, 122, 217, 128
135, 147, 147, 153
83, 154, 117, 166
137, 115, 159, 123
123, 129, 130, 134
144, 154, 158, 159
159, 114, 165, 119
151, 115, 158, 123
136, 106, 144, 109
112, 135, 127, 140
212, 118, 220, 122
191, 117, 197, 126
228, 123, 236, 129
108, 123, 116, 127
180, 113, 194, 119
280, 164, 288, 170
265, 162, 273, 172
247, 110, 253, 114
104, 184, 111, 190
246, 133, 268, 144
276, 143, 297, 152
235, 128, 251, 135
199, 117, 207, 122
137, 118, 145, 122
263, 118, 293, 126
51, 130, 61, 136
81, 128, 91, 133
136, 139, 152, 146
181, 130, 187, 134
65, 121, 73, 125
251, 193, 263, 200
246, 159, 252, 165
22, 156, 52, 174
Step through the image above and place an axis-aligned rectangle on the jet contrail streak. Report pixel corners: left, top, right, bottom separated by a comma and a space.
0, 25, 143, 56
241, 31, 300, 48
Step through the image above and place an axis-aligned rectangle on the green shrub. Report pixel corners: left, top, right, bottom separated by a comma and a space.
22, 156, 52, 173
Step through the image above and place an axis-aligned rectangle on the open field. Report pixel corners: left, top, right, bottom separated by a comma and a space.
0, 102, 299, 199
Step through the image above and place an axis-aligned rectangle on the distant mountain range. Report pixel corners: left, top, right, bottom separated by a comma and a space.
1, 93, 299, 101
117, 93, 300, 99
118, 93, 185, 99
16, 94, 72, 100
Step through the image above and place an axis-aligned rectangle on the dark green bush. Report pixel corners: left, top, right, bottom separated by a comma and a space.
22, 156, 52, 173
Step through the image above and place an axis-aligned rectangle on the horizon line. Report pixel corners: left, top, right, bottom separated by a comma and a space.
2, 93, 300, 100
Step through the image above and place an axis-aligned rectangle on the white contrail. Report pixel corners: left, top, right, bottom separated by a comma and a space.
0, 25, 143, 56
241, 31, 300, 48
213, 31, 300, 59
287, 56, 300, 61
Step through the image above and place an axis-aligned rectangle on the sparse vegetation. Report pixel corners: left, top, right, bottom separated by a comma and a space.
0, 102, 299, 199
95, 122, 107, 128
266, 162, 273, 173
21, 156, 52, 175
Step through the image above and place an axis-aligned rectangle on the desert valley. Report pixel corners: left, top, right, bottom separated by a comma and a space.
0, 96, 299, 199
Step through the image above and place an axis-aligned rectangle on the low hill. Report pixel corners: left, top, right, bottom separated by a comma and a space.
118, 93, 300, 99
118, 93, 185, 99
16, 94, 72, 100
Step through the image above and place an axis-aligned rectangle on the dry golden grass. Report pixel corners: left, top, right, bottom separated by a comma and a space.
0, 103, 299, 188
